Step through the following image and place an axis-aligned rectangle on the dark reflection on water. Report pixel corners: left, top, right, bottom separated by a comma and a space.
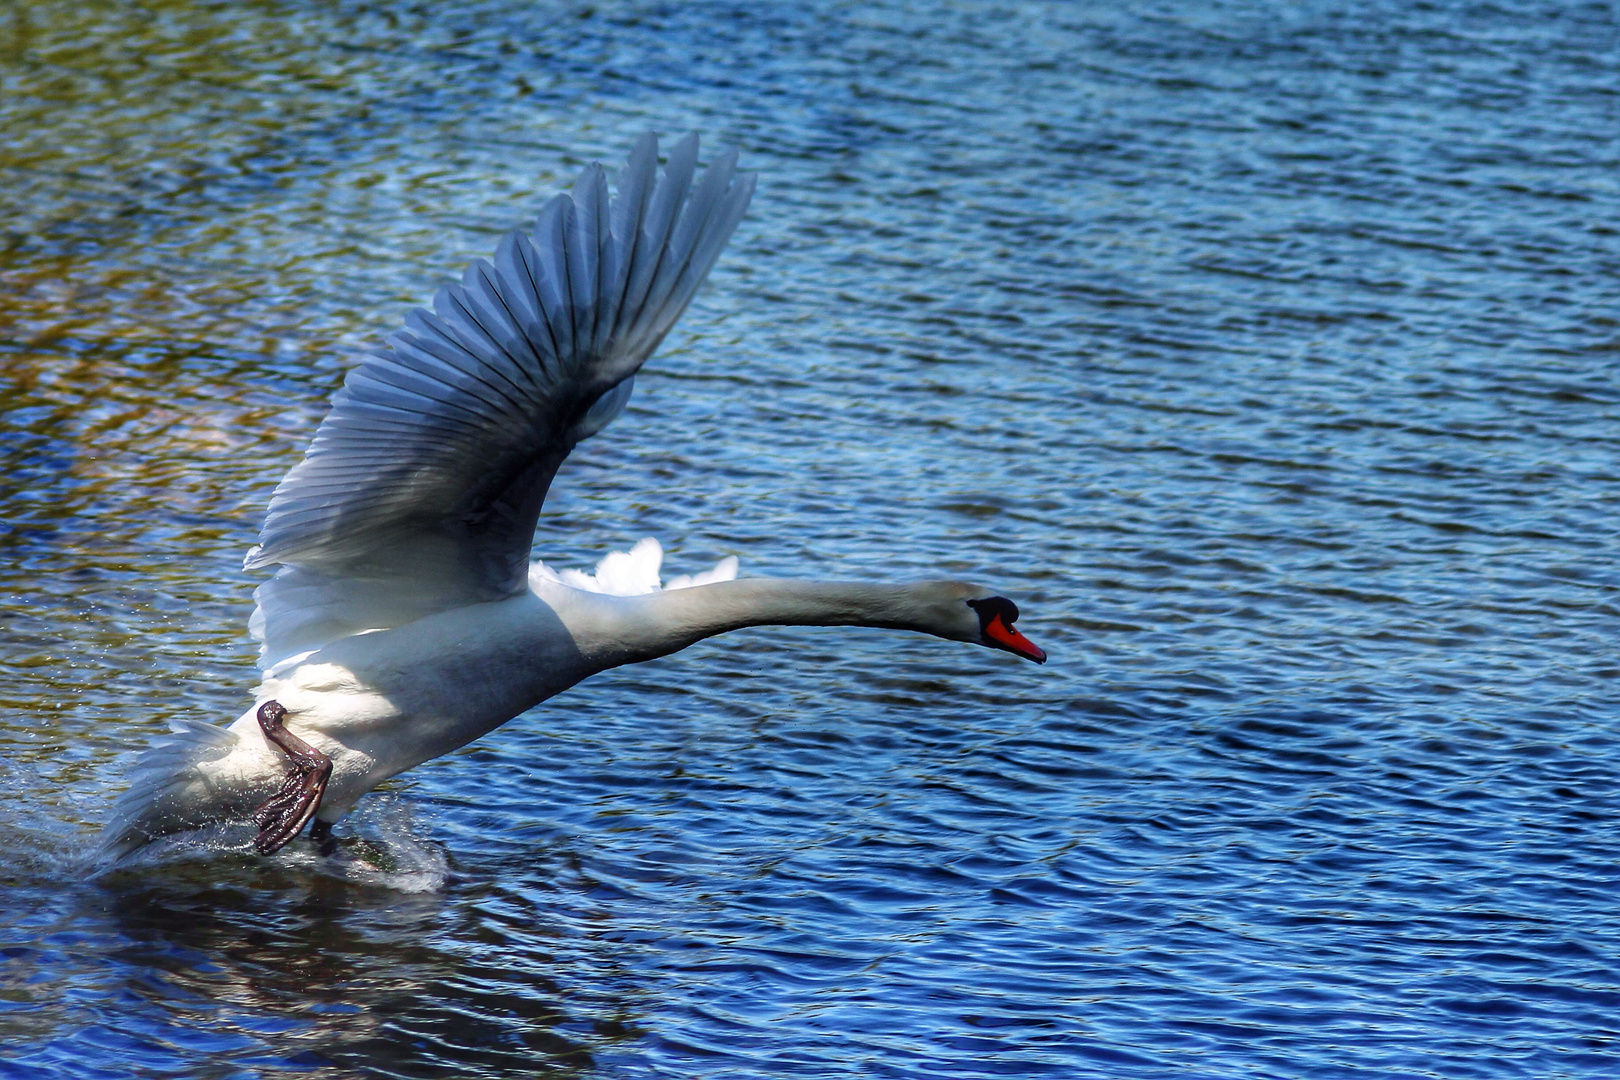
4, 0, 1620, 1076
88, 876, 593, 1078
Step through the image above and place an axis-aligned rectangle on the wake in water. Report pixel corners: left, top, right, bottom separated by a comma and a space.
92, 794, 450, 892
0, 754, 447, 894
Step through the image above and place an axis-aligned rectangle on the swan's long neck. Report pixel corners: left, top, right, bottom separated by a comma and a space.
603, 579, 953, 667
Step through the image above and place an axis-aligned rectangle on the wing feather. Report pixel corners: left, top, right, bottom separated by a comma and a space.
619, 135, 699, 353
463, 261, 547, 390
566, 165, 603, 359
247, 134, 753, 669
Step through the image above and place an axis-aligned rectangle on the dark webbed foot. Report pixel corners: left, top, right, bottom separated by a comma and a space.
250, 701, 332, 855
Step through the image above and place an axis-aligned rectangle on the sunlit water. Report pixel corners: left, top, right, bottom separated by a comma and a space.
3, 1, 1620, 1076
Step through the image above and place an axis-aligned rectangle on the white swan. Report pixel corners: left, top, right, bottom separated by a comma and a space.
102, 134, 1045, 860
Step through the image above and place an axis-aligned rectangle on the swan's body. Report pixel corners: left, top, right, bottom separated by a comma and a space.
103, 135, 1044, 859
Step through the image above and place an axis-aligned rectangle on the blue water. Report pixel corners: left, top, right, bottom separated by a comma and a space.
3, 1, 1619, 1076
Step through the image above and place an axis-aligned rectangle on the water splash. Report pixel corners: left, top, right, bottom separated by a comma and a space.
85, 795, 449, 893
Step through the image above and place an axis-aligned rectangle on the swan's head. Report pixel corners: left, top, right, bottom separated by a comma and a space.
920, 583, 1046, 664
965, 594, 1046, 664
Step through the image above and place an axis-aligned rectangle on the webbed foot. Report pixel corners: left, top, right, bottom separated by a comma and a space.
250, 700, 332, 855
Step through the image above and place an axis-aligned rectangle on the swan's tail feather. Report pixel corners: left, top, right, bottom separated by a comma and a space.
530, 537, 739, 596
99, 717, 243, 860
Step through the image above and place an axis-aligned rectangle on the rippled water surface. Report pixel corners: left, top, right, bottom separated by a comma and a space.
4, 1, 1620, 1076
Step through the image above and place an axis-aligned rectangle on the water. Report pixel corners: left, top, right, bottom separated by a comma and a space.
3, 0, 1619, 1076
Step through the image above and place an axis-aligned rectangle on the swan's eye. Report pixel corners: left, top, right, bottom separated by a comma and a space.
967, 596, 1019, 627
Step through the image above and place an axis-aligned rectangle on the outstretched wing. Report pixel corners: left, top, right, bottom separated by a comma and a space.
246, 133, 755, 670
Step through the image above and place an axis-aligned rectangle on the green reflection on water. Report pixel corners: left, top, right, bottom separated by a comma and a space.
0, 1, 402, 778
0, 0, 599, 824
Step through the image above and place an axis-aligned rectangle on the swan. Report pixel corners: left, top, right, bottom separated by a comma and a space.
101, 134, 1046, 860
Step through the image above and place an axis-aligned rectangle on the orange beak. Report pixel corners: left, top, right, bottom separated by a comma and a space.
984, 611, 1046, 664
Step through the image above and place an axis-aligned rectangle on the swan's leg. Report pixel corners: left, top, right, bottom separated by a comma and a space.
309, 818, 337, 857
250, 701, 332, 855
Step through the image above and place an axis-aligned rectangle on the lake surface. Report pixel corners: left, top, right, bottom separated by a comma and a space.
3, 1, 1620, 1076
